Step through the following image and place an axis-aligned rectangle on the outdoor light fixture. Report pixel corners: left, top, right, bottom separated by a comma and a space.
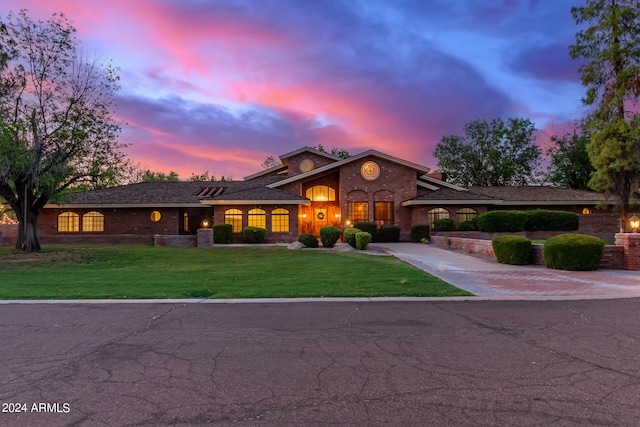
302, 213, 307, 219
201, 219, 210, 228
630, 214, 640, 233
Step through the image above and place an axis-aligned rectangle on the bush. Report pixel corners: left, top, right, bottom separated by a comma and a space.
297, 233, 318, 248
433, 218, 455, 232
355, 232, 372, 250
410, 224, 430, 243
378, 224, 400, 242
525, 209, 579, 231
212, 223, 233, 244
319, 226, 341, 247
476, 210, 528, 233
458, 219, 477, 231
543, 234, 605, 271
492, 235, 532, 265
242, 226, 267, 243
344, 228, 362, 248
354, 222, 379, 241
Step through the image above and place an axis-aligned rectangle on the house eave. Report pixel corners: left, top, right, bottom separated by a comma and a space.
200, 199, 311, 206
44, 203, 205, 209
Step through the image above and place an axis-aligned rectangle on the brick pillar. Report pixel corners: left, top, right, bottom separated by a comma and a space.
197, 228, 214, 248
614, 233, 640, 271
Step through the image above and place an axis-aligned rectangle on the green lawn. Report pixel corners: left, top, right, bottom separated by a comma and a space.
0, 245, 472, 299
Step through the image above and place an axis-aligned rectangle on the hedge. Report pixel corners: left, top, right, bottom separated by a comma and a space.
378, 225, 401, 242
458, 219, 478, 231
344, 228, 362, 248
492, 235, 532, 265
476, 210, 528, 233
525, 209, 579, 231
320, 226, 341, 247
433, 218, 455, 232
242, 226, 267, 243
543, 234, 604, 271
298, 233, 318, 248
212, 223, 232, 244
355, 231, 372, 250
410, 224, 430, 243
354, 222, 379, 242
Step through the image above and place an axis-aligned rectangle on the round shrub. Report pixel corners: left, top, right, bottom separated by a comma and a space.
297, 233, 318, 248
433, 218, 455, 232
458, 219, 477, 231
492, 235, 532, 265
319, 226, 341, 247
525, 209, 579, 231
354, 221, 379, 242
344, 228, 362, 248
476, 210, 528, 233
242, 226, 267, 243
543, 234, 605, 271
355, 231, 372, 250
212, 223, 233, 244
410, 224, 430, 243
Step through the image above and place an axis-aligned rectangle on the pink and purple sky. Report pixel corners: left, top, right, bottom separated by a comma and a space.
1, 0, 590, 179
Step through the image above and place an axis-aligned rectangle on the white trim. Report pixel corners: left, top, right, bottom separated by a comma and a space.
402, 200, 498, 207
200, 199, 311, 206
419, 175, 468, 191
402, 199, 602, 207
45, 203, 204, 209
417, 181, 440, 191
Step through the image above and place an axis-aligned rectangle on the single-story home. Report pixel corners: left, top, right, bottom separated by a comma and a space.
37, 146, 619, 244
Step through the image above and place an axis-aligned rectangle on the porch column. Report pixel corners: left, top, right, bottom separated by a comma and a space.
197, 228, 214, 248
614, 233, 640, 271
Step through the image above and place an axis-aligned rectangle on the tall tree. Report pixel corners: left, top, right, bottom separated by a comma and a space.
434, 117, 541, 187
544, 121, 595, 190
570, 0, 640, 226
0, 10, 124, 252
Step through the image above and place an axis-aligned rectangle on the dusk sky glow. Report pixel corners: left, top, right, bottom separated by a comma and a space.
1, 0, 590, 180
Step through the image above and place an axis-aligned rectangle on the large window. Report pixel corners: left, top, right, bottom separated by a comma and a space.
306, 185, 336, 202
427, 208, 450, 227
248, 208, 266, 228
225, 209, 243, 233
82, 211, 104, 232
374, 202, 394, 225
58, 212, 79, 232
183, 212, 189, 232
271, 208, 289, 232
456, 208, 478, 224
348, 202, 368, 222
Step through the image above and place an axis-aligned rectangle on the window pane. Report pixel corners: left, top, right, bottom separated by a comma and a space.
248, 208, 266, 228
271, 208, 289, 233
225, 209, 243, 233
427, 208, 450, 227
305, 185, 336, 202
58, 212, 79, 232
347, 202, 368, 222
374, 202, 393, 225
455, 208, 478, 223
82, 211, 104, 232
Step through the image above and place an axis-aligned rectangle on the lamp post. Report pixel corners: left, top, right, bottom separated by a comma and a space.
630, 214, 640, 233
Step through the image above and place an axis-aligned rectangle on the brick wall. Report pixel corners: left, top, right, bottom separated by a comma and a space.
615, 233, 640, 270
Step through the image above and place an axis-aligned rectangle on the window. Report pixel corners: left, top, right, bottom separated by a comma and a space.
271, 208, 289, 232
225, 209, 243, 233
348, 202, 368, 222
183, 212, 189, 231
374, 202, 394, 225
456, 208, 478, 224
248, 208, 266, 228
82, 211, 104, 232
150, 211, 162, 222
427, 208, 450, 227
58, 212, 79, 232
305, 185, 336, 202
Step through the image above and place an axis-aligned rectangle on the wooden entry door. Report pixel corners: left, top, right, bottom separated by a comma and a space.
313, 208, 328, 235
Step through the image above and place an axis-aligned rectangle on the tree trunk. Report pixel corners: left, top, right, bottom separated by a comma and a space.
14, 202, 42, 253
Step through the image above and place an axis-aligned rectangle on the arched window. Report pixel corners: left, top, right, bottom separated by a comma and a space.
427, 208, 450, 227
271, 208, 289, 232
82, 211, 104, 232
183, 212, 189, 231
305, 185, 336, 202
225, 209, 243, 233
248, 208, 266, 229
456, 208, 478, 224
58, 212, 79, 232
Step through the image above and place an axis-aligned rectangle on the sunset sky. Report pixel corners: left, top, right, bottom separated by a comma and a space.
0, 0, 590, 180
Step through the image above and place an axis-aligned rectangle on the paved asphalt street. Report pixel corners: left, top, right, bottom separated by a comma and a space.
2, 299, 640, 426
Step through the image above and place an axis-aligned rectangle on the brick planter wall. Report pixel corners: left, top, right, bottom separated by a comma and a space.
153, 235, 196, 248
615, 233, 640, 270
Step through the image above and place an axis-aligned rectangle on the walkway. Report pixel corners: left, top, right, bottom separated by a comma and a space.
373, 243, 640, 299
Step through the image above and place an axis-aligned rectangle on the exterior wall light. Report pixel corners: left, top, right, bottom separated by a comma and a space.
630, 214, 640, 233
201, 219, 210, 228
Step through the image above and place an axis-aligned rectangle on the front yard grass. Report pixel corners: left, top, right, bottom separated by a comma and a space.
0, 245, 472, 299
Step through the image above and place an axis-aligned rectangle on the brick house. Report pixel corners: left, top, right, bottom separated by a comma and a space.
37, 146, 617, 244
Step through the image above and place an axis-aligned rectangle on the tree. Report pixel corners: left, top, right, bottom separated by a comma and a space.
141, 170, 180, 182
313, 144, 351, 159
0, 10, 124, 252
544, 121, 595, 190
434, 117, 541, 187
570, 0, 640, 225
261, 155, 281, 170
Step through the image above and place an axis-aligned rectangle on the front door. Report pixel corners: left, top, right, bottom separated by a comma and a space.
313, 208, 328, 235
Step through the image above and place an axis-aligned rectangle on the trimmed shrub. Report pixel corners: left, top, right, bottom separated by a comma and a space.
433, 218, 455, 232
355, 232, 372, 250
476, 210, 528, 233
525, 209, 579, 231
242, 226, 267, 243
492, 235, 532, 265
344, 228, 362, 248
378, 224, 401, 242
319, 226, 341, 247
354, 221, 379, 242
458, 219, 477, 231
298, 233, 318, 248
543, 234, 605, 271
410, 224, 430, 243
212, 223, 232, 244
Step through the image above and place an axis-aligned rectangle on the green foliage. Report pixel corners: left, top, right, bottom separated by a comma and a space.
355, 232, 372, 250
543, 234, 605, 271
378, 225, 401, 242
242, 227, 267, 243
433, 218, 455, 231
410, 224, 430, 243
354, 222, 378, 241
525, 210, 579, 231
434, 117, 541, 186
544, 121, 595, 190
298, 233, 318, 248
141, 170, 180, 182
476, 210, 528, 233
212, 224, 232, 244
319, 226, 341, 247
458, 220, 478, 231
492, 235, 532, 265
344, 228, 362, 248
